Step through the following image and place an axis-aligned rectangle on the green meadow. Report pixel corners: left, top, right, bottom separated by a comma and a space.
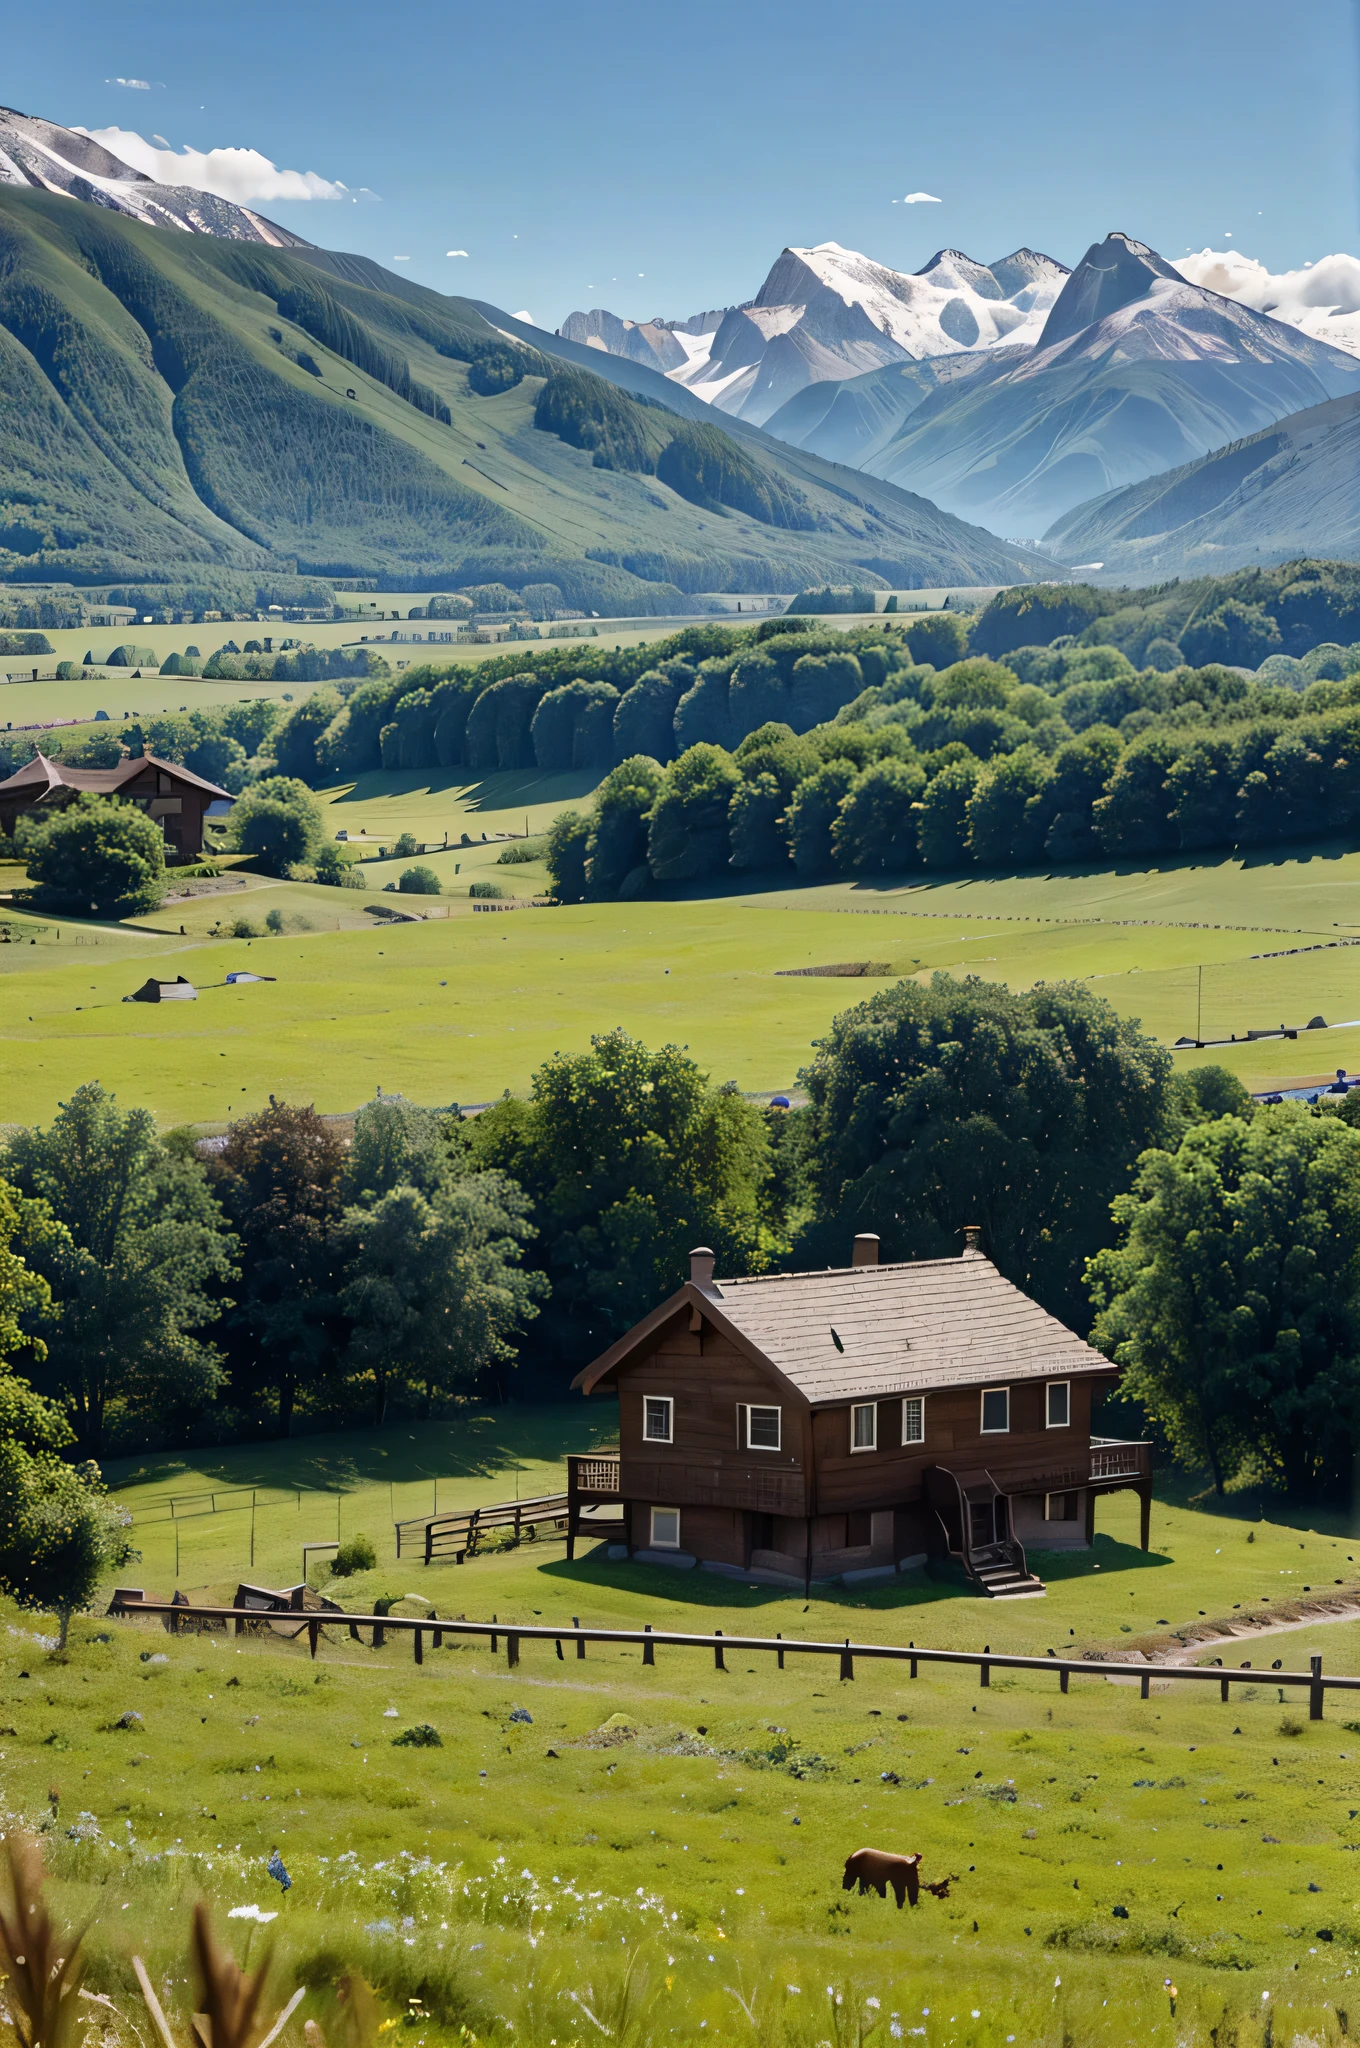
6, 784, 1360, 1123
7, 1412, 1360, 2048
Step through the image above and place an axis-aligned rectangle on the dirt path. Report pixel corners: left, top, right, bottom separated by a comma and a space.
1096, 1598, 1360, 1686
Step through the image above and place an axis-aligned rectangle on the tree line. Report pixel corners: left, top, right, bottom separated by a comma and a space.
4, 984, 1360, 1516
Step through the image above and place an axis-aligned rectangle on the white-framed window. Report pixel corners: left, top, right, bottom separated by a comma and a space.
643, 1395, 674, 1443
980, 1386, 1010, 1434
650, 1506, 681, 1549
1046, 1381, 1070, 1429
851, 1402, 877, 1452
745, 1404, 782, 1451
902, 1395, 924, 1445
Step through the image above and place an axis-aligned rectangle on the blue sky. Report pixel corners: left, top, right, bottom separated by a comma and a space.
7, 0, 1358, 327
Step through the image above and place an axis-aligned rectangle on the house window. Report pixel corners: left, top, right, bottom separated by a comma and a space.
980, 1387, 1010, 1434
643, 1395, 673, 1443
157, 772, 173, 794
1046, 1381, 1070, 1428
902, 1396, 924, 1444
746, 1404, 781, 1451
1045, 1491, 1078, 1522
650, 1506, 681, 1549
851, 1402, 877, 1452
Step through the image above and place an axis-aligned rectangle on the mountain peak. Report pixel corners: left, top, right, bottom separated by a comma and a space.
1037, 229, 1184, 349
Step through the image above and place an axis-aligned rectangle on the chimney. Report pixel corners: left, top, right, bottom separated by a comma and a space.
851, 1233, 880, 1268
962, 1224, 982, 1255
689, 1246, 716, 1287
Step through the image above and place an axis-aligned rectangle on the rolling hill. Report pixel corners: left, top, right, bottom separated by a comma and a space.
0, 184, 1049, 600
1041, 389, 1360, 577
762, 233, 1360, 536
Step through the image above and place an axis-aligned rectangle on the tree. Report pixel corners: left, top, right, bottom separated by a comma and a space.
903, 612, 969, 667
4, 1085, 235, 1453
338, 1175, 542, 1420
585, 757, 663, 896
398, 865, 441, 894
613, 666, 690, 764
728, 771, 789, 872
801, 974, 1174, 1329
205, 1104, 345, 1436
646, 743, 740, 883
784, 758, 859, 876
227, 776, 325, 875
831, 757, 925, 874
789, 651, 864, 731
545, 809, 592, 902
272, 691, 342, 782
1181, 600, 1283, 670
469, 1030, 777, 1368
964, 746, 1051, 868
345, 1094, 464, 1204
1088, 1106, 1360, 1499
0, 1180, 134, 1649
20, 795, 166, 917
916, 757, 981, 869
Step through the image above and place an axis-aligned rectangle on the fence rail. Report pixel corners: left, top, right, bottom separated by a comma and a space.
103, 1596, 1354, 1716
118, 1486, 306, 1526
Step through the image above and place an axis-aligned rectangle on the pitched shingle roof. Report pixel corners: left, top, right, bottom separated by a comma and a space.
0, 750, 230, 800
576, 1249, 1113, 1405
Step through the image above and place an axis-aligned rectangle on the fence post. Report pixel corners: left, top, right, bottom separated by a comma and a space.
507, 1633, 519, 1669
980, 1644, 991, 1689
909, 1640, 918, 1681
425, 1523, 433, 1566
573, 1615, 585, 1660
643, 1625, 655, 1667
555, 1636, 564, 1660
373, 1616, 385, 1649
840, 1640, 854, 1681
777, 1631, 784, 1671
1140, 1673, 1150, 1700
714, 1630, 726, 1672
307, 1619, 319, 1660
1060, 1667, 1069, 1694
431, 1612, 442, 1650
1220, 1675, 1230, 1703
1311, 1653, 1324, 1721
414, 1627, 423, 1667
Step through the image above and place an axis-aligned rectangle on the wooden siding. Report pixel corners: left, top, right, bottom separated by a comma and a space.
617, 1313, 810, 1518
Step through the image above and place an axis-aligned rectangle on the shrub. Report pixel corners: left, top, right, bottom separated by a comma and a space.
467, 342, 526, 396
399, 865, 442, 894
393, 833, 419, 858
230, 915, 261, 938
330, 1533, 377, 1577
20, 793, 166, 917
265, 908, 286, 933
392, 1722, 443, 1747
227, 776, 325, 875
497, 837, 548, 863
468, 879, 508, 898
283, 862, 317, 883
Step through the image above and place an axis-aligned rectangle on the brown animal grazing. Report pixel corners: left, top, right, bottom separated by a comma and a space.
842, 1849, 958, 1908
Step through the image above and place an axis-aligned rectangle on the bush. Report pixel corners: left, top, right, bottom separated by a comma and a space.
467, 342, 527, 396
230, 915, 261, 938
497, 837, 548, 863
399, 865, 442, 894
392, 1722, 443, 1747
468, 879, 508, 898
20, 793, 166, 917
330, 1532, 377, 1577
393, 833, 419, 858
227, 775, 325, 875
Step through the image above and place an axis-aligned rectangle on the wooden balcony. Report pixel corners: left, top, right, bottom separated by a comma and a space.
567, 1451, 621, 1499
1089, 1437, 1152, 1485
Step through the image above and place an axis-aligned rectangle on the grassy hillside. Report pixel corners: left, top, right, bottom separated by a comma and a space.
8, 824, 1360, 1126
0, 189, 1044, 602
6, 1415, 1360, 2044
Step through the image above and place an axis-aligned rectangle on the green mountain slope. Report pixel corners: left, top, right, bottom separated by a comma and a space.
0, 188, 1048, 601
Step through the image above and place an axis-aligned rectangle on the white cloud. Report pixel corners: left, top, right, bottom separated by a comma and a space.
78, 125, 356, 202
446, 249, 469, 258
898, 191, 941, 204
393, 255, 411, 262
1175, 246, 1360, 360
106, 77, 153, 90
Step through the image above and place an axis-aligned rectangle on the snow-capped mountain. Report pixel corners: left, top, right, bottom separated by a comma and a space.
0, 104, 311, 246
558, 240, 1070, 427
767, 233, 1360, 535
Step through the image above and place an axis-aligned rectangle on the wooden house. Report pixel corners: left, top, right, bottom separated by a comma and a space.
0, 750, 230, 858
569, 1230, 1151, 1599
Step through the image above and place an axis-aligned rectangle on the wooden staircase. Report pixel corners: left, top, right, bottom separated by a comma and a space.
924, 1466, 1047, 1599
969, 1545, 1047, 1599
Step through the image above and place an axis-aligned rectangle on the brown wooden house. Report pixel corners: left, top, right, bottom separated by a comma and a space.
569, 1230, 1151, 1599
0, 750, 230, 858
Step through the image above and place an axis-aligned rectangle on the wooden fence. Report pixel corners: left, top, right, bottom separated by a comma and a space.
394, 1492, 572, 1563
103, 1595, 1358, 1719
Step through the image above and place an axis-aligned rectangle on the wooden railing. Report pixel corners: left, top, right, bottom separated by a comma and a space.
103, 1593, 1353, 1717
568, 1453, 621, 1496
1089, 1438, 1151, 1482
394, 1492, 571, 1563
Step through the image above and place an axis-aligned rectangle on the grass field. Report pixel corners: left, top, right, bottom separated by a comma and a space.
6, 1412, 1360, 2048
7, 808, 1360, 1123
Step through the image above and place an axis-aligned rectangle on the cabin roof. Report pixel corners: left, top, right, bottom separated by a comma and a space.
575, 1249, 1114, 1405
0, 750, 230, 800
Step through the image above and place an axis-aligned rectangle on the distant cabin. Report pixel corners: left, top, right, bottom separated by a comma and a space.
0, 751, 231, 858
570, 1231, 1151, 1600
